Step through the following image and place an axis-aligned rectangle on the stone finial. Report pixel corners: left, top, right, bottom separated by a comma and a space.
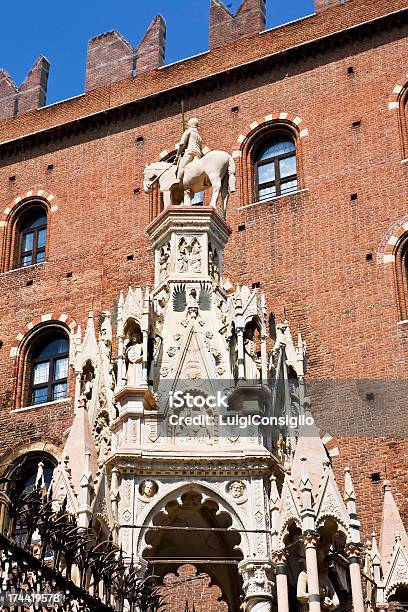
210, 0, 266, 50
379, 480, 408, 569
344, 466, 356, 502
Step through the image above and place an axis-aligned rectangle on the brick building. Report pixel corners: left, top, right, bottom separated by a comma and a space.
0, 0, 407, 609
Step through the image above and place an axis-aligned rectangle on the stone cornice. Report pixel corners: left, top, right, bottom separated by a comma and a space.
0, 6, 406, 158
106, 452, 274, 476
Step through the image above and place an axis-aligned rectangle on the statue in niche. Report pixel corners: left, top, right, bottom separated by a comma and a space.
190, 239, 201, 273
244, 323, 261, 382
159, 242, 171, 280
125, 331, 143, 387
209, 245, 220, 283
79, 360, 95, 407
139, 480, 158, 499
80, 372, 93, 406
229, 331, 238, 384
177, 238, 189, 273
94, 412, 111, 458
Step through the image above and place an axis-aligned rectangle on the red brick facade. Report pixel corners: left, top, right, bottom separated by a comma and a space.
0, 0, 407, 607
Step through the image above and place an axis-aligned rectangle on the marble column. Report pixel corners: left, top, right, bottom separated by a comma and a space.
303, 534, 321, 612
272, 550, 289, 612
345, 543, 365, 612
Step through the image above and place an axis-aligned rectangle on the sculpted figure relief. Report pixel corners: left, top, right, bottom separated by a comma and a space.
159, 242, 171, 280
94, 413, 112, 458
228, 481, 246, 499
140, 480, 158, 499
189, 239, 202, 273
209, 245, 220, 282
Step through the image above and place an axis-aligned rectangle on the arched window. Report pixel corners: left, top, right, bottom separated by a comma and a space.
0, 452, 56, 542
29, 331, 69, 405
395, 233, 408, 320
18, 205, 47, 267
254, 137, 297, 201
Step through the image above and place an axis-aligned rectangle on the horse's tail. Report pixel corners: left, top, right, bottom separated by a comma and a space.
228, 155, 236, 192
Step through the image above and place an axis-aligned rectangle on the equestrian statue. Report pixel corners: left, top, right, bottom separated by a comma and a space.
143, 117, 236, 218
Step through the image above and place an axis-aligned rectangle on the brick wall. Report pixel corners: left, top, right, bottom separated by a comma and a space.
0, 0, 407, 605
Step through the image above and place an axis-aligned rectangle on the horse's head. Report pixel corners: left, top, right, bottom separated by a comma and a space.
143, 163, 157, 193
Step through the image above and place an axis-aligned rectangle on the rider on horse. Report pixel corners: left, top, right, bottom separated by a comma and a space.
176, 117, 203, 185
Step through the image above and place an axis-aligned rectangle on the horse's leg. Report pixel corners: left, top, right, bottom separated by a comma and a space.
221, 177, 229, 218
183, 189, 194, 206
209, 177, 221, 209
163, 190, 172, 208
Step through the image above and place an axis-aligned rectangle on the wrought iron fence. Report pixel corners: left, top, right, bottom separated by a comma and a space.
0, 474, 165, 612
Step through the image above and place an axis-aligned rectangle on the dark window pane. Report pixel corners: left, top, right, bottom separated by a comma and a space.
36, 251, 46, 263
21, 211, 47, 230
22, 232, 34, 252
37, 228, 47, 248
279, 155, 296, 179
33, 387, 48, 405
258, 139, 295, 161
35, 337, 69, 359
258, 162, 275, 185
21, 254, 33, 267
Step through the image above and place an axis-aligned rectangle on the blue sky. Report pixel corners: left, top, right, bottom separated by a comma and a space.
0, 0, 314, 105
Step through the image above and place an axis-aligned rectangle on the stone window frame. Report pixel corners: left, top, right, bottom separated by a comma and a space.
12, 321, 72, 411
388, 75, 408, 160
395, 232, 408, 321
233, 115, 307, 207
0, 191, 58, 273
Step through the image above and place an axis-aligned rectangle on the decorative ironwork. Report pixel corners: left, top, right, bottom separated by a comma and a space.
0, 467, 165, 612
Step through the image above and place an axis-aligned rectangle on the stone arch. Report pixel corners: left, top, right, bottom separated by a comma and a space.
388, 73, 408, 110
0, 189, 59, 228
232, 111, 309, 159
377, 215, 408, 264
9, 312, 78, 359
136, 481, 250, 558
136, 482, 245, 612
0, 441, 61, 472
388, 74, 408, 159
376, 215, 408, 319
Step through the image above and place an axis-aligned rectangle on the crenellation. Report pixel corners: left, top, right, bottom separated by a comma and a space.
0, 56, 49, 120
